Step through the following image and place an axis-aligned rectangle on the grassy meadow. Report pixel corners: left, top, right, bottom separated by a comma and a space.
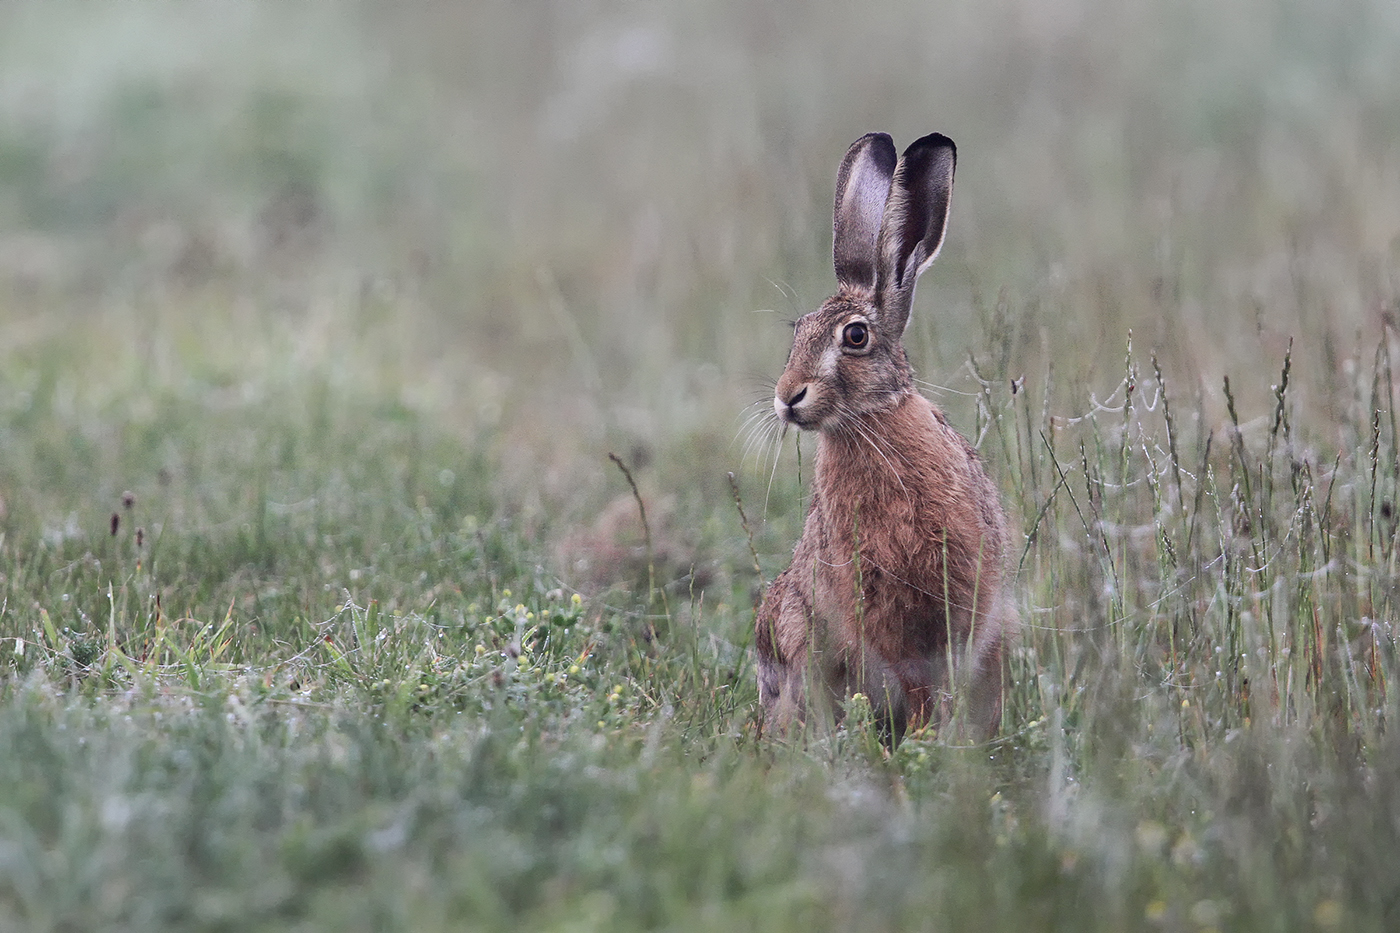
3, 1, 1400, 929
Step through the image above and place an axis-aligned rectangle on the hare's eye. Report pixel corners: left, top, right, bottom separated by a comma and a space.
842, 322, 869, 349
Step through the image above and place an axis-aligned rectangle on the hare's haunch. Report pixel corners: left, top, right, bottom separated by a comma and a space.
755, 132, 1014, 744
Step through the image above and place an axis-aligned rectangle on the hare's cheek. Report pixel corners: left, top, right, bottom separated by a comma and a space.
832, 351, 868, 389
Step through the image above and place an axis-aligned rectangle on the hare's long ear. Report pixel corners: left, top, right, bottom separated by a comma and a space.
874, 133, 956, 333
833, 133, 897, 292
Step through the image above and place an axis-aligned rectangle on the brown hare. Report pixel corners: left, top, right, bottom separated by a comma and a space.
755, 132, 1014, 744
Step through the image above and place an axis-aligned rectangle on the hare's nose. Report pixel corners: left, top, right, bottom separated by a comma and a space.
775, 383, 812, 424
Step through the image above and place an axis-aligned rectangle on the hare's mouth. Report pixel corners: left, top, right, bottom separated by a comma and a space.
776, 409, 816, 431
782, 412, 819, 431
775, 405, 835, 434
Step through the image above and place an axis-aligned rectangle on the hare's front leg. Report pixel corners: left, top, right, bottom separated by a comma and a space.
754, 570, 811, 734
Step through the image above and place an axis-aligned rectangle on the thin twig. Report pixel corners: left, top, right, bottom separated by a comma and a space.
608, 452, 668, 626
727, 472, 765, 604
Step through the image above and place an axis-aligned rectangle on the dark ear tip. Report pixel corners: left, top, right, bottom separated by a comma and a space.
907, 132, 956, 159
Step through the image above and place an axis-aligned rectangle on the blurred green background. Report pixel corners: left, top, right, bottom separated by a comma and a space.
5, 0, 1397, 480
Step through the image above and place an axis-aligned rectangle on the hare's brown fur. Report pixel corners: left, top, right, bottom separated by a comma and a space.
755, 133, 1013, 742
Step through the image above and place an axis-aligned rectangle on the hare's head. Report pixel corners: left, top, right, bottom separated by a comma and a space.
774, 133, 956, 433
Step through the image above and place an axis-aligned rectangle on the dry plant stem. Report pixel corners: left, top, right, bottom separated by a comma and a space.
727, 472, 764, 597
608, 451, 670, 629
1152, 352, 1186, 514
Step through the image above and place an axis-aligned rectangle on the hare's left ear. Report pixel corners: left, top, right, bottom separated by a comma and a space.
875, 133, 956, 333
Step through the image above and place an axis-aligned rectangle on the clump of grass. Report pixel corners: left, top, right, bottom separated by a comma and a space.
996, 328, 1397, 748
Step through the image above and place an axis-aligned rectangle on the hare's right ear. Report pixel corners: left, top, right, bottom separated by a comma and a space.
875, 133, 956, 333
833, 133, 897, 292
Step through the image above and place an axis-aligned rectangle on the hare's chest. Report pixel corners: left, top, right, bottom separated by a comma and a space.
808, 511, 937, 611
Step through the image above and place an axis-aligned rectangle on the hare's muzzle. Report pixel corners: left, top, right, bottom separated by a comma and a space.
774, 383, 813, 427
